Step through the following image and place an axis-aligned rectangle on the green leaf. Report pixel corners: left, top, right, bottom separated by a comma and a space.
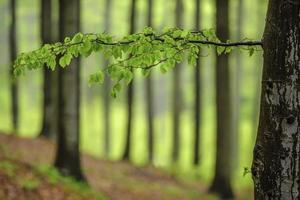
81, 40, 92, 53
59, 57, 66, 67
217, 46, 225, 55
173, 30, 182, 38
48, 57, 56, 70
249, 48, 255, 57
59, 53, 72, 68
181, 30, 189, 38
89, 70, 104, 84
64, 37, 71, 43
72, 33, 83, 43
123, 70, 133, 85
160, 65, 167, 73
141, 68, 151, 76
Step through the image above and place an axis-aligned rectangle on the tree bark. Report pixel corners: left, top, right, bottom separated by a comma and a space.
54, 0, 84, 181
193, 0, 201, 166
172, 0, 183, 163
252, 1, 300, 199
39, 0, 58, 139
9, 0, 18, 132
122, 0, 137, 161
146, 0, 155, 163
103, 0, 112, 158
209, 0, 234, 198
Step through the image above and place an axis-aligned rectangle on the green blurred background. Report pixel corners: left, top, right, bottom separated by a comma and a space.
0, 0, 267, 190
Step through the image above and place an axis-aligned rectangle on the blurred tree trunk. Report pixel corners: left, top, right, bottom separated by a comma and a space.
122, 0, 137, 161
251, 0, 265, 141
193, 0, 201, 166
54, 0, 84, 181
232, 0, 243, 170
9, 0, 18, 132
252, 1, 300, 199
39, 0, 58, 139
103, 0, 112, 158
172, 0, 183, 163
146, 0, 154, 163
209, 0, 234, 198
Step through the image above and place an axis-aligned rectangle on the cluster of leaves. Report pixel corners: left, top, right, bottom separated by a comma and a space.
13, 27, 261, 97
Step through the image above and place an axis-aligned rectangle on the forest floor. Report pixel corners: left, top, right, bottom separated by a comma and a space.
0, 133, 253, 200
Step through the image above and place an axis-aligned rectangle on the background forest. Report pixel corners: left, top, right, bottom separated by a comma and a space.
0, 0, 268, 199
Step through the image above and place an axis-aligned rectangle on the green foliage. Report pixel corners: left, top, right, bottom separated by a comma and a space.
13, 27, 261, 96
19, 178, 40, 190
0, 160, 17, 177
36, 165, 107, 200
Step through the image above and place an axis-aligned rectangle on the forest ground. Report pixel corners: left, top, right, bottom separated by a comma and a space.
0, 133, 253, 200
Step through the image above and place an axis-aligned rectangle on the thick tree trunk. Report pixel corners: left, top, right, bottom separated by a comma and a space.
209, 0, 234, 198
9, 0, 18, 132
40, 0, 58, 139
122, 0, 137, 161
54, 0, 84, 181
103, 0, 112, 158
172, 0, 183, 163
252, 1, 300, 199
193, 0, 201, 166
146, 0, 154, 163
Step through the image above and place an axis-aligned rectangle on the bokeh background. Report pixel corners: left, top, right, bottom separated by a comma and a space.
0, 0, 267, 192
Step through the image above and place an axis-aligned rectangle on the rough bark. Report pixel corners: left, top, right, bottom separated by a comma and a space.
172, 0, 183, 163
122, 0, 137, 161
54, 0, 84, 181
252, 1, 300, 199
103, 0, 112, 158
193, 0, 201, 166
209, 0, 234, 198
9, 0, 18, 132
39, 0, 58, 139
146, 0, 154, 163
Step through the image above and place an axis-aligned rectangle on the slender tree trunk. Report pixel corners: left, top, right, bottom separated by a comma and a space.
209, 0, 233, 198
193, 0, 201, 166
39, 0, 58, 139
122, 0, 137, 161
146, 0, 154, 163
172, 0, 183, 163
103, 0, 112, 158
251, 0, 265, 141
252, 1, 300, 199
9, 0, 18, 132
54, 0, 84, 181
232, 0, 243, 170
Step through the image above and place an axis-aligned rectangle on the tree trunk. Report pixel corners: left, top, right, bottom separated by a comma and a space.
39, 0, 58, 139
252, 1, 300, 199
146, 0, 154, 163
251, 0, 265, 141
172, 0, 183, 163
232, 0, 243, 170
54, 0, 84, 181
103, 0, 112, 158
209, 0, 234, 198
122, 0, 137, 161
193, 0, 201, 166
9, 0, 18, 132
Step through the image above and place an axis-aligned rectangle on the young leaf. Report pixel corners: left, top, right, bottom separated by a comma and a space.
72, 33, 84, 43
